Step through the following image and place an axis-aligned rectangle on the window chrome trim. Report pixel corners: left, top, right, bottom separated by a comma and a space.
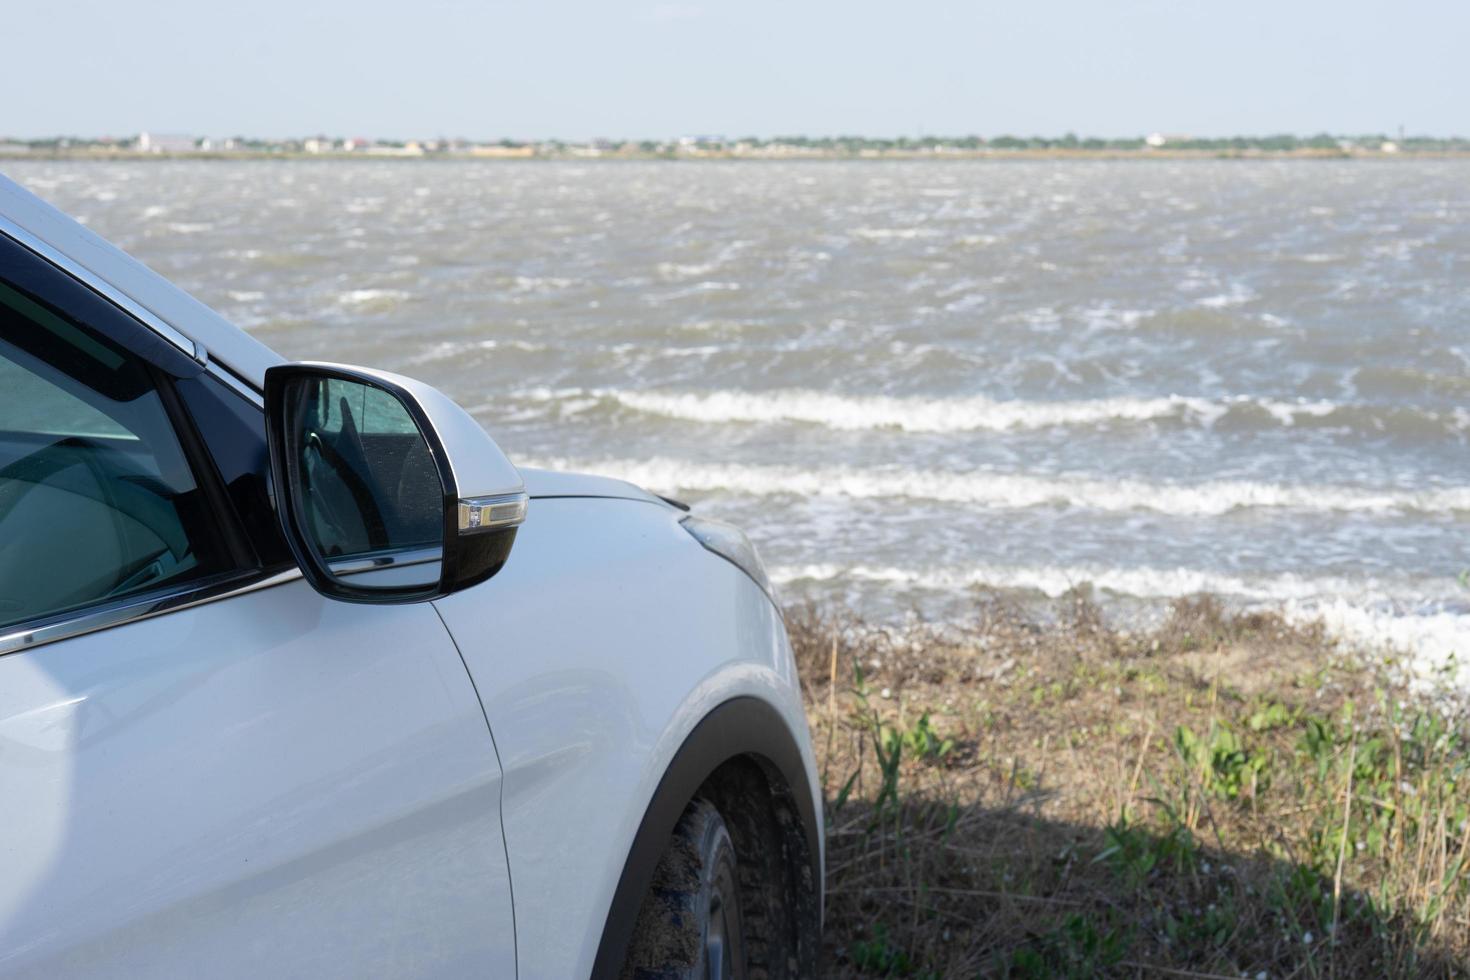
0, 219, 198, 361
207, 361, 265, 406
0, 567, 302, 657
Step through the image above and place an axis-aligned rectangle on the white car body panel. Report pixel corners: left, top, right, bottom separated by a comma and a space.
0, 581, 516, 978
434, 497, 817, 980
516, 466, 663, 506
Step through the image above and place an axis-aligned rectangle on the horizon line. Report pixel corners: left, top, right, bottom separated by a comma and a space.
6, 129, 1467, 144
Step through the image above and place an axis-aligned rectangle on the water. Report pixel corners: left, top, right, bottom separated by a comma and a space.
10, 159, 1470, 673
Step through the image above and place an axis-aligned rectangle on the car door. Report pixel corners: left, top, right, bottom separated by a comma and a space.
0, 237, 516, 977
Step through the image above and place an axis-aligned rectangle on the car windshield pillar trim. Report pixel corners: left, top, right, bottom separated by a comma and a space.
206, 360, 265, 404
0, 219, 198, 361
0, 567, 302, 657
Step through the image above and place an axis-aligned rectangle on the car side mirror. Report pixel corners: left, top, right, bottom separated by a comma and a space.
263, 362, 526, 603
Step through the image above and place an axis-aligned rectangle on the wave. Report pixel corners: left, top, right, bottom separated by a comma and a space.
769, 561, 1470, 685
768, 561, 1450, 604
582, 388, 1222, 432
336, 288, 410, 308
520, 457, 1470, 517
517, 386, 1466, 437
851, 227, 945, 241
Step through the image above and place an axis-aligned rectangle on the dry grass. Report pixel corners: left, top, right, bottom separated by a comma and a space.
787, 591, 1470, 978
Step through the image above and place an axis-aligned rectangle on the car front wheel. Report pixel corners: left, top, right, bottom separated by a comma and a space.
620, 799, 745, 980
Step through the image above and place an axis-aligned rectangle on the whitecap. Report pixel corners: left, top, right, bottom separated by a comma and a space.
851, 227, 942, 241
337, 288, 410, 307
515, 455, 1470, 517
657, 261, 718, 280
560, 387, 1420, 438
512, 275, 575, 292
569, 387, 1224, 433
1196, 283, 1257, 308
765, 561, 1436, 604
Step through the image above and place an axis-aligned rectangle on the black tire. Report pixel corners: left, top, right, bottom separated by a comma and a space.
620, 800, 747, 980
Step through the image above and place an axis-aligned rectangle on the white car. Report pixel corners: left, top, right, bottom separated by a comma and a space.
0, 174, 822, 979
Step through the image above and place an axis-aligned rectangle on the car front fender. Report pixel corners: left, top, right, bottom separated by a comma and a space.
432, 495, 821, 980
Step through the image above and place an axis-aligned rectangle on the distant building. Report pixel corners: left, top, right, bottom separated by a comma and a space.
1145, 133, 1192, 148
366, 141, 425, 156
137, 132, 197, 153
469, 144, 535, 158
303, 136, 332, 154
1380, 140, 1400, 154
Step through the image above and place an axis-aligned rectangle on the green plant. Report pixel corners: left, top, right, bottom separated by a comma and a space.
848, 922, 918, 976
1247, 700, 1294, 731
847, 666, 956, 822
1176, 723, 1271, 802
849, 663, 904, 819
999, 913, 1131, 978
901, 711, 955, 764
1095, 809, 1198, 887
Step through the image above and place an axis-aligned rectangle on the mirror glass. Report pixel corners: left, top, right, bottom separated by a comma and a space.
280, 375, 443, 590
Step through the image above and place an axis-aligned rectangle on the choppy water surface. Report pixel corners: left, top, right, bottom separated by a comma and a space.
12, 159, 1470, 671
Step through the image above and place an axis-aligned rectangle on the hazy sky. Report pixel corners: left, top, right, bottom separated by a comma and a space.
5, 0, 1465, 140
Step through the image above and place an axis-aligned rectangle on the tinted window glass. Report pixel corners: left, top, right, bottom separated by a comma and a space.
175, 372, 293, 569
0, 281, 229, 630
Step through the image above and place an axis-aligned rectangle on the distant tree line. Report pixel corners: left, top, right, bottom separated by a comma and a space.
755, 133, 1469, 152
7, 132, 1469, 155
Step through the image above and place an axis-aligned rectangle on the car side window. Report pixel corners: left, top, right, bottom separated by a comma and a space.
0, 278, 231, 631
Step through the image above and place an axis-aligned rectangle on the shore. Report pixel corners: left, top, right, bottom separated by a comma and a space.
5, 148, 1469, 163
788, 592, 1469, 978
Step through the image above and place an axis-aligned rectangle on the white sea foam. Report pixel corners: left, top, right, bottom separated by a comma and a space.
565, 387, 1224, 432
521, 457, 1470, 517
1197, 283, 1258, 308
851, 227, 942, 240
337, 288, 410, 307
657, 261, 719, 279
767, 561, 1436, 604
530, 386, 1374, 435
409, 338, 549, 366
1283, 598, 1470, 687
769, 561, 1470, 686
512, 275, 574, 292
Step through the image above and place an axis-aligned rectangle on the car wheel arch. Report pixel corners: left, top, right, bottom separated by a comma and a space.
589, 696, 822, 980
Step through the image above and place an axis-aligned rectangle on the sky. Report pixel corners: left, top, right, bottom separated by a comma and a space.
4, 0, 1466, 140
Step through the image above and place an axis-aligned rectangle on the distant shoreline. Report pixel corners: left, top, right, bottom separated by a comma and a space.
5, 147, 1469, 163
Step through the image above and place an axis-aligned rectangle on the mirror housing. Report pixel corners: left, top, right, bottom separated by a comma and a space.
264, 361, 526, 603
